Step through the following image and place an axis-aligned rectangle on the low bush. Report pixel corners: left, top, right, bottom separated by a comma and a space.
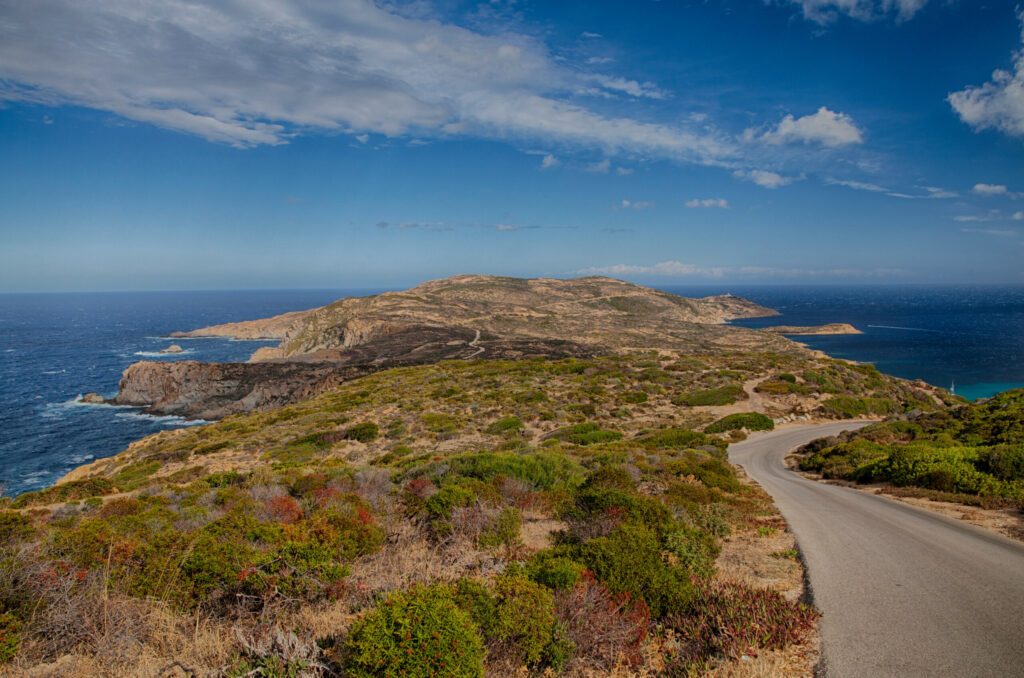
578, 522, 692, 618
705, 412, 774, 433
525, 550, 585, 591
554, 573, 648, 671
344, 584, 485, 678
491, 574, 557, 667
486, 416, 525, 435
668, 580, 818, 670
0, 612, 20, 664
344, 422, 380, 443
550, 423, 623, 446
673, 385, 746, 407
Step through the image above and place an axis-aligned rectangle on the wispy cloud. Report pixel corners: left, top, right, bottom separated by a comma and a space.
620, 199, 654, 210
579, 260, 907, 278
685, 198, 730, 209
540, 154, 560, 169
827, 178, 956, 200
949, 13, 1024, 139
787, 0, 929, 24
0, 0, 733, 163
733, 169, 798, 189
586, 158, 612, 173
961, 227, 1019, 237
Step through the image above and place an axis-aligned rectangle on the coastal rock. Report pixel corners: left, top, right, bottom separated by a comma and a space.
79, 392, 107, 404
160, 344, 185, 354
111, 327, 596, 420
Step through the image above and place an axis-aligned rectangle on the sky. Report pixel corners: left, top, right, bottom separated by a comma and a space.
1, 0, 1023, 292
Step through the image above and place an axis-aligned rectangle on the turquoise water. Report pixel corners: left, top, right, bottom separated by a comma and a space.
663, 284, 1024, 402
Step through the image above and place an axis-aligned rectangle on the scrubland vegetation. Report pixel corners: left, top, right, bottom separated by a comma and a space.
798, 388, 1024, 508
0, 352, 943, 675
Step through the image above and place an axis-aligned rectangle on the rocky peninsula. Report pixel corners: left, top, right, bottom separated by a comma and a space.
108, 275, 787, 419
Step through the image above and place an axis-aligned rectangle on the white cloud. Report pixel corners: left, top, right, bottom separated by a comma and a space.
620, 199, 654, 210
579, 261, 906, 278
826, 178, 888, 193
615, 167, 634, 176
921, 186, 958, 199
579, 261, 707, 277
757, 107, 863, 148
827, 179, 959, 200
961, 227, 1018, 237
0, 0, 731, 162
586, 158, 611, 173
355, 134, 370, 144
1015, 211, 1024, 221
949, 15, 1024, 139
972, 183, 1009, 196
788, 0, 928, 24
733, 169, 797, 189
685, 198, 730, 209
590, 76, 668, 100
540, 154, 559, 169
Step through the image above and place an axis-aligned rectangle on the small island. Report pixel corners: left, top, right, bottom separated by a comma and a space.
761, 323, 862, 336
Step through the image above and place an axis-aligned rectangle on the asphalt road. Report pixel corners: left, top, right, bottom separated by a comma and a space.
729, 423, 1024, 678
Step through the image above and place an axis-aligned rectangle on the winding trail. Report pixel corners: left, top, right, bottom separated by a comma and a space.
730, 423, 1024, 678
465, 329, 485, 359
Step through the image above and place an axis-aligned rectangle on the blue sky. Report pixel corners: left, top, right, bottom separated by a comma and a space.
1, 0, 1023, 291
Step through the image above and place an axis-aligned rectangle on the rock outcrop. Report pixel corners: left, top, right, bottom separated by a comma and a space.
112, 325, 596, 419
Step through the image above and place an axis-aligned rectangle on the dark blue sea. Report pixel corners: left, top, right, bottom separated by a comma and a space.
1, 285, 1022, 496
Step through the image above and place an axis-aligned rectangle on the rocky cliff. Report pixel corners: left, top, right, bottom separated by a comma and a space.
112, 324, 596, 419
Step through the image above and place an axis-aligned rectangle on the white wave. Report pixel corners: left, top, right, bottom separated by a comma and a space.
113, 411, 209, 427
69, 453, 95, 464
132, 349, 196, 357
42, 369, 66, 375
3, 349, 14, 353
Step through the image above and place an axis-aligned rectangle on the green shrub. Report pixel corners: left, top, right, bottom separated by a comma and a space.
486, 416, 525, 435
344, 422, 380, 443
639, 428, 720, 451
977, 445, 1024, 481
344, 584, 485, 678
0, 612, 19, 664
0, 512, 34, 543
10, 476, 116, 508
673, 385, 745, 407
421, 412, 459, 434
579, 523, 692, 618
665, 526, 720, 578
447, 452, 583, 490
550, 423, 623, 446
821, 396, 898, 419
705, 412, 774, 434
478, 507, 522, 549
453, 578, 499, 639
525, 550, 585, 590
492, 575, 557, 666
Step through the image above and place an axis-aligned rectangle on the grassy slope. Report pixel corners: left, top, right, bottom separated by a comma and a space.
798, 388, 1024, 508
0, 350, 946, 676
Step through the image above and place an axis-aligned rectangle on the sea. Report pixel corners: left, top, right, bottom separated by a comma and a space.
1, 284, 1022, 497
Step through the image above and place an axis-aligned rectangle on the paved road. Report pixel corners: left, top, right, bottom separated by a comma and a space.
730, 423, 1024, 678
